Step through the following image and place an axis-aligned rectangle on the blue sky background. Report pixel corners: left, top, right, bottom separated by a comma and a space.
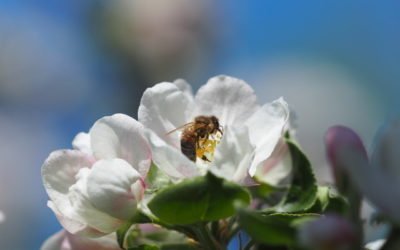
0, 1, 398, 249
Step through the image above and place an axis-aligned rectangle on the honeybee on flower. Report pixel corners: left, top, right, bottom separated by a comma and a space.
139, 75, 291, 185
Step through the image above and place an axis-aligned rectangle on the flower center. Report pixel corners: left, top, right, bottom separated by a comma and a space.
195, 132, 223, 163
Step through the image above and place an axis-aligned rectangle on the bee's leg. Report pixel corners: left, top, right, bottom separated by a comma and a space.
217, 126, 224, 135
201, 155, 211, 162
196, 136, 202, 148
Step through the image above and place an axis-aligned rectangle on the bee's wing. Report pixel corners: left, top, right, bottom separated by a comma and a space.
166, 122, 195, 135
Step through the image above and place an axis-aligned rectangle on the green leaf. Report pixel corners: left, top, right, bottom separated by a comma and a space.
238, 210, 294, 246
127, 245, 159, 250
125, 226, 190, 248
277, 140, 318, 212
117, 221, 134, 249
145, 163, 173, 193
249, 182, 287, 200
308, 186, 348, 214
160, 244, 198, 250
148, 172, 251, 224
116, 211, 153, 249
238, 209, 319, 246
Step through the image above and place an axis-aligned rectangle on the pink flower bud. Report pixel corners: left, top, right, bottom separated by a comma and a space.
298, 215, 356, 250
325, 126, 368, 191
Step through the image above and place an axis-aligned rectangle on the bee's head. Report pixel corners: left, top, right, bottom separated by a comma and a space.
210, 115, 219, 127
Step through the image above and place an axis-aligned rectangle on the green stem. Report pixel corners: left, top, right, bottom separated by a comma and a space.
193, 223, 221, 250
347, 189, 363, 250
211, 221, 220, 241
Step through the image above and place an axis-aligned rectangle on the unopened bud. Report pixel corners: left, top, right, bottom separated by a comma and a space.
298, 215, 356, 250
325, 126, 368, 193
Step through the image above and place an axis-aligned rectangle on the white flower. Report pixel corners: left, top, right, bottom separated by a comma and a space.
325, 122, 400, 224
42, 114, 151, 236
41, 230, 120, 250
138, 75, 291, 185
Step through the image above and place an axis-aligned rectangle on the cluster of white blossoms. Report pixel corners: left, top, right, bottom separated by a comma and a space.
41, 76, 291, 248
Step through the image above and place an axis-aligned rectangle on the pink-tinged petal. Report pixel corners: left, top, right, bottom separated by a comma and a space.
66, 231, 119, 250
325, 125, 369, 193
87, 159, 144, 220
326, 126, 400, 224
41, 230, 120, 250
325, 126, 368, 180
47, 201, 104, 237
298, 215, 356, 249
194, 75, 259, 126
67, 168, 124, 234
138, 82, 195, 146
371, 119, 400, 177
144, 129, 199, 180
254, 139, 292, 187
90, 114, 152, 177
212, 126, 255, 184
246, 97, 289, 177
72, 132, 92, 155
42, 150, 95, 217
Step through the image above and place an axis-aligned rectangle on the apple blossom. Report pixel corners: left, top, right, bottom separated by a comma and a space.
325, 122, 400, 224
41, 230, 119, 250
138, 75, 291, 186
325, 125, 368, 193
42, 114, 151, 236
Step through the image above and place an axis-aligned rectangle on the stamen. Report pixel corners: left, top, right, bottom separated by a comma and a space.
196, 132, 222, 162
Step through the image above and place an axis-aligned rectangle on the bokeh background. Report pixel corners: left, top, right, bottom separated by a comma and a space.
0, 1, 399, 249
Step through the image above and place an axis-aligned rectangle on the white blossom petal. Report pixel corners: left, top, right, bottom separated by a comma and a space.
87, 159, 144, 220
145, 129, 199, 181
254, 139, 292, 186
0, 211, 4, 223
72, 132, 92, 155
41, 230, 119, 250
326, 126, 400, 224
246, 97, 289, 176
371, 119, 400, 177
47, 201, 102, 237
194, 75, 259, 126
67, 168, 123, 234
138, 82, 195, 147
339, 147, 400, 224
211, 126, 255, 184
173, 79, 194, 102
365, 239, 386, 250
90, 114, 152, 177
42, 150, 95, 217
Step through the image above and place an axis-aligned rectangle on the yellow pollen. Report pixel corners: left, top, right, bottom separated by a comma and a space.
195, 133, 222, 162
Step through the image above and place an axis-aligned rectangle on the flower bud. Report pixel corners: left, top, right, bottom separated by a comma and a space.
298, 215, 356, 250
325, 126, 368, 193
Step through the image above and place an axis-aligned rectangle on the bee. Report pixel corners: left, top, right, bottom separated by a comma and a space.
167, 115, 223, 162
